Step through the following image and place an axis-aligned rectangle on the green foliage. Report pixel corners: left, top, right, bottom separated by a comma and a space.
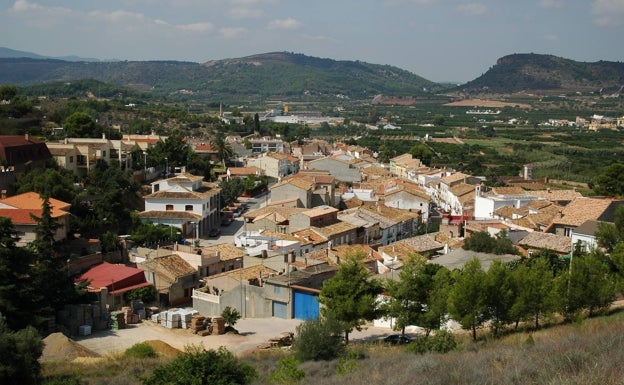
129, 219, 177, 247
267, 356, 305, 384
63, 111, 101, 138
15, 167, 78, 206
335, 349, 362, 376
124, 286, 156, 304
42, 375, 83, 385
0, 314, 43, 385
406, 330, 457, 355
221, 306, 241, 328
142, 345, 256, 385
219, 178, 245, 208
318, 255, 384, 343
293, 317, 345, 362
100, 231, 121, 253
593, 163, 624, 197
462, 231, 518, 255
483, 260, 516, 335
447, 258, 487, 341
509, 258, 557, 329
124, 342, 157, 359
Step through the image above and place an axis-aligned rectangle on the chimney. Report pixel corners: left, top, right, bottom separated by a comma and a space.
24, 133, 29, 142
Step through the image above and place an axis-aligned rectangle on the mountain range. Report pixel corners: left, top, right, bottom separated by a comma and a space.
1, 48, 623, 100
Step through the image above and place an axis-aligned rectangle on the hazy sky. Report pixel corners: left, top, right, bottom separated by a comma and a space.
2, 0, 623, 83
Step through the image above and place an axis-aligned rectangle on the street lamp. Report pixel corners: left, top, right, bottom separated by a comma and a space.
143, 151, 147, 177
164, 157, 168, 178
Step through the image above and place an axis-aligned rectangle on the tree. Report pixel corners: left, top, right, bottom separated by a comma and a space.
213, 134, 235, 166
221, 306, 241, 328
418, 265, 452, 334
0, 314, 43, 385
318, 254, 383, 343
142, 345, 256, 385
509, 257, 557, 329
483, 260, 516, 335
15, 167, 78, 205
447, 258, 487, 341
63, 111, 101, 138
593, 163, 624, 197
293, 316, 345, 361
383, 255, 439, 335
463, 231, 517, 255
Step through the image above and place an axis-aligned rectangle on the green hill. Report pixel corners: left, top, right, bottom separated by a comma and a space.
0, 52, 440, 102
458, 53, 624, 94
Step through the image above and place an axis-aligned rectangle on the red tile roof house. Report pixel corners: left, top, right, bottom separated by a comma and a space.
77, 262, 153, 310
0, 191, 71, 247
0, 134, 52, 194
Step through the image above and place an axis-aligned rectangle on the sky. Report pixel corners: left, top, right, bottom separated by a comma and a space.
2, 0, 624, 83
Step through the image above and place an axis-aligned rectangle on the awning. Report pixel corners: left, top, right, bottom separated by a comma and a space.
108, 281, 153, 295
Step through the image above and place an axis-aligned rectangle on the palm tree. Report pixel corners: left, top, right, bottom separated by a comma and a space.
213, 134, 235, 166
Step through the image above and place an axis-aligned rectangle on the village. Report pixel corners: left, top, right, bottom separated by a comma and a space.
0, 130, 619, 348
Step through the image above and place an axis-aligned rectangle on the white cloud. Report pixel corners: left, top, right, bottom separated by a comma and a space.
538, 0, 564, 9
544, 34, 559, 41
268, 17, 301, 30
10, 0, 41, 12
228, 7, 264, 19
456, 3, 487, 16
592, 0, 624, 26
177, 22, 214, 32
220, 27, 246, 38
89, 9, 147, 23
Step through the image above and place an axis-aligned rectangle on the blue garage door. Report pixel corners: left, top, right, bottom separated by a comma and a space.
272, 301, 288, 319
293, 291, 319, 320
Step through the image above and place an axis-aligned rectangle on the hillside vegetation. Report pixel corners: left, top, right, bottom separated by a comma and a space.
459, 53, 624, 94
0, 52, 439, 102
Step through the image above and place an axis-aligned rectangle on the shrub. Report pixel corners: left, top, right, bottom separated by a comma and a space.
406, 330, 457, 355
221, 306, 242, 328
267, 356, 305, 384
124, 342, 157, 359
293, 317, 345, 362
142, 345, 256, 385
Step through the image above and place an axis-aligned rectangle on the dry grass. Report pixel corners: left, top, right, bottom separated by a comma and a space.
43, 310, 624, 385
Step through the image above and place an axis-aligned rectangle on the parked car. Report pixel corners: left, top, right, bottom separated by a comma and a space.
383, 334, 416, 345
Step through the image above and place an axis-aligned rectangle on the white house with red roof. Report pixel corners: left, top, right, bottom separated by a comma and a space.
77, 262, 153, 309
0, 191, 71, 246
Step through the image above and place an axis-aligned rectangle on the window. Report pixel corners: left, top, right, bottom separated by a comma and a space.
166, 204, 173, 211
69, 156, 73, 163
185, 205, 193, 211
228, 264, 234, 271
564, 227, 573, 237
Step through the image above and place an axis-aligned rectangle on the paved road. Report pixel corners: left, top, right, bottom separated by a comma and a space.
74, 317, 396, 357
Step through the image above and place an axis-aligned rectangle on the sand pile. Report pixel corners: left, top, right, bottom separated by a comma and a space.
143, 340, 182, 357
41, 332, 100, 362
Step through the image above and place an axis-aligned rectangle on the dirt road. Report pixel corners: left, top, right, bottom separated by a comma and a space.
74, 317, 396, 357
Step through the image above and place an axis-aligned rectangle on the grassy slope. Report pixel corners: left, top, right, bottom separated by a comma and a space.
43, 309, 624, 385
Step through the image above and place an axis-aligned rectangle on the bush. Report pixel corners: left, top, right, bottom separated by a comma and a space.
406, 330, 457, 355
142, 345, 256, 385
267, 356, 305, 384
293, 318, 345, 362
221, 306, 242, 328
124, 342, 157, 359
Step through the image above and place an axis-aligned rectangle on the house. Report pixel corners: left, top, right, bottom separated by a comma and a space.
235, 229, 312, 258
378, 234, 446, 261
139, 172, 221, 238
47, 135, 133, 177
0, 134, 51, 174
288, 205, 339, 233
339, 203, 421, 246
516, 232, 572, 257
546, 197, 624, 236
307, 156, 361, 184
310, 221, 359, 248
570, 220, 604, 253
192, 264, 279, 318
429, 249, 521, 271
77, 262, 153, 309
0, 191, 71, 246
270, 171, 336, 208
246, 152, 299, 179
389, 153, 423, 180
474, 185, 542, 220
382, 186, 431, 221
248, 137, 289, 154
242, 206, 306, 233
263, 263, 338, 319
138, 253, 198, 307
